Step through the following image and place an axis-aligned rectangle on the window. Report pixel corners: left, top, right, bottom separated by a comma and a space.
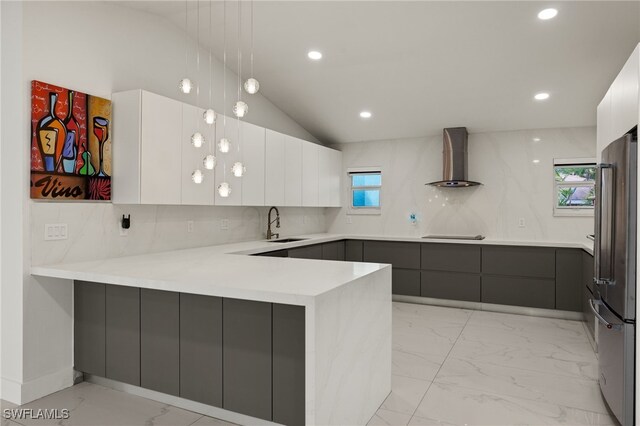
349, 169, 381, 214
553, 159, 596, 216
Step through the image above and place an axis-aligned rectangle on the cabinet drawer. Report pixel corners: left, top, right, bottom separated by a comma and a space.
482, 275, 555, 309
289, 244, 322, 260
364, 241, 420, 269
345, 240, 364, 262
421, 271, 480, 302
392, 269, 421, 296
482, 246, 555, 278
421, 244, 481, 273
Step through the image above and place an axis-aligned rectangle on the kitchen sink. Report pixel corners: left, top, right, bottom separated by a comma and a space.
267, 238, 308, 243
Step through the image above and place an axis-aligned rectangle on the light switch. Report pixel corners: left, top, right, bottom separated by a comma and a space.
187, 221, 194, 233
518, 218, 526, 228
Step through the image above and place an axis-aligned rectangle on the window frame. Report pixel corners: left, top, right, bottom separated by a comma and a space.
552, 158, 596, 217
347, 167, 382, 215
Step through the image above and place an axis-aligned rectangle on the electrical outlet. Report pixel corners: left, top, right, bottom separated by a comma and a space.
187, 221, 194, 233
303, 215, 310, 225
346, 215, 353, 224
518, 218, 526, 228
220, 219, 229, 230
44, 223, 68, 241
119, 227, 128, 237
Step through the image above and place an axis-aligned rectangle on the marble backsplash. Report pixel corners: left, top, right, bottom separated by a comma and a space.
31, 203, 325, 266
327, 127, 596, 243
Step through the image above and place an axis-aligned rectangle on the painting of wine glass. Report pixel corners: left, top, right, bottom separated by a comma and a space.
30, 80, 112, 200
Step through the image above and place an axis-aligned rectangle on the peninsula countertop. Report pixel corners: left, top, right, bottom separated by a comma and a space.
30, 233, 594, 305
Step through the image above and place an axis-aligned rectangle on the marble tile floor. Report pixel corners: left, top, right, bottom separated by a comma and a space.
1, 302, 613, 426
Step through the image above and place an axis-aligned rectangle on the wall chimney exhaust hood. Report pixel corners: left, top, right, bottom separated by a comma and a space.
427, 127, 481, 187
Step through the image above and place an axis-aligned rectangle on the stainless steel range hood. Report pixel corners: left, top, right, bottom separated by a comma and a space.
427, 127, 481, 187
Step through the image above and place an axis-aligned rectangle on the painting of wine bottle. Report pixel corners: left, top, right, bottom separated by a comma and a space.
30, 80, 112, 200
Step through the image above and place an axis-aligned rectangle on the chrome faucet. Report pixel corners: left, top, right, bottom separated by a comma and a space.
267, 206, 280, 240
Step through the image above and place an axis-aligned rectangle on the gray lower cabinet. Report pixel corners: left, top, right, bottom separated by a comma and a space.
105, 285, 140, 385
345, 240, 364, 262
482, 246, 556, 279
421, 271, 481, 302
74, 281, 106, 376
289, 244, 323, 260
421, 244, 481, 273
273, 304, 306, 426
223, 299, 272, 421
583, 251, 595, 293
392, 269, 421, 296
363, 241, 421, 269
583, 285, 596, 340
180, 294, 223, 407
140, 289, 180, 396
555, 249, 583, 311
256, 249, 288, 257
482, 275, 555, 309
322, 241, 345, 261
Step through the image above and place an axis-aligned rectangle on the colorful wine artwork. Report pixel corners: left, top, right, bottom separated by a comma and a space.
30, 80, 112, 200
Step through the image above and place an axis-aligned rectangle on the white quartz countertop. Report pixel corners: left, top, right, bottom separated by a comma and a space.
31, 233, 594, 305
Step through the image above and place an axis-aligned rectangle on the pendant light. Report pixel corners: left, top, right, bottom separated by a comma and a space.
232, 1, 245, 177
179, 1, 192, 94
243, 0, 260, 95
218, 0, 231, 197
192, 0, 203, 184
203, 0, 216, 171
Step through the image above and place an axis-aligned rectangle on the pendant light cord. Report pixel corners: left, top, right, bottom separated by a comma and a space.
237, 0, 241, 156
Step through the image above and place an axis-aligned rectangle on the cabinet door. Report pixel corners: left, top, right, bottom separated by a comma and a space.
611, 46, 639, 141
180, 293, 223, 407
105, 285, 140, 386
363, 241, 421, 269
301, 141, 319, 207
289, 244, 323, 260
482, 246, 555, 279
74, 281, 106, 376
265, 130, 286, 206
556, 249, 583, 312
140, 92, 182, 205
345, 240, 364, 262
583, 251, 594, 293
322, 241, 345, 261
241, 122, 266, 206
273, 304, 305, 426
319, 147, 342, 207
284, 135, 302, 206
482, 275, 555, 309
181, 104, 215, 205
597, 88, 613, 162
392, 269, 421, 296
421, 244, 481, 273
223, 299, 272, 421
215, 115, 242, 206
112, 90, 142, 204
140, 289, 180, 396
421, 271, 480, 302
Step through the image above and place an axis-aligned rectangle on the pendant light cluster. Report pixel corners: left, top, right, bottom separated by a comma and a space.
178, 0, 260, 194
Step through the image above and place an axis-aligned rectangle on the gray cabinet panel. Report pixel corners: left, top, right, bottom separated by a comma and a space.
105, 285, 140, 385
322, 241, 345, 261
180, 293, 222, 407
74, 281, 106, 376
256, 249, 288, 257
583, 285, 596, 340
421, 271, 481, 302
421, 244, 481, 273
556, 249, 583, 312
289, 244, 322, 260
363, 241, 420, 269
140, 289, 180, 396
223, 299, 272, 421
583, 251, 594, 293
482, 246, 555, 278
392, 268, 421, 296
345, 240, 364, 262
273, 304, 305, 426
482, 275, 555, 309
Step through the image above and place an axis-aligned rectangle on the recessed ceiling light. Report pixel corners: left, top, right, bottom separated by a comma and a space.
538, 8, 558, 20
534, 92, 550, 100
359, 111, 372, 119
307, 50, 322, 60
533, 159, 541, 164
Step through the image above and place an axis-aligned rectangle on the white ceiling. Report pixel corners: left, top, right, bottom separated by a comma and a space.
121, 1, 640, 144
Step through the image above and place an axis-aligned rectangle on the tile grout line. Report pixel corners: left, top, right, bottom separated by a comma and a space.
406, 309, 475, 423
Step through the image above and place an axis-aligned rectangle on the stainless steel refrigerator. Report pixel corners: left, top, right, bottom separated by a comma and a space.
591, 132, 637, 425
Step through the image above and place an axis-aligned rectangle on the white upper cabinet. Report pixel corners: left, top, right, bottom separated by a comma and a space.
597, 88, 613, 162
241, 121, 266, 206
112, 90, 182, 205
302, 141, 320, 207
610, 45, 639, 140
284, 135, 303, 206
215, 116, 243, 206
319, 146, 342, 207
181, 103, 215, 205
265, 130, 286, 206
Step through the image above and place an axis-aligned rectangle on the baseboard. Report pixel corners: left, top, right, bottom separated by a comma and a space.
393, 295, 584, 321
2, 367, 74, 405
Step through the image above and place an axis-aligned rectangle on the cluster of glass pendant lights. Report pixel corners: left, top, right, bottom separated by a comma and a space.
178, 0, 259, 196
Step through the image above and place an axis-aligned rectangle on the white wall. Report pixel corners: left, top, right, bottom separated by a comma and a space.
1, 1, 325, 404
327, 127, 596, 243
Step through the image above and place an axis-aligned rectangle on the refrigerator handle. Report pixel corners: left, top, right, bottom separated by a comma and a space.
589, 299, 622, 330
594, 163, 614, 286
